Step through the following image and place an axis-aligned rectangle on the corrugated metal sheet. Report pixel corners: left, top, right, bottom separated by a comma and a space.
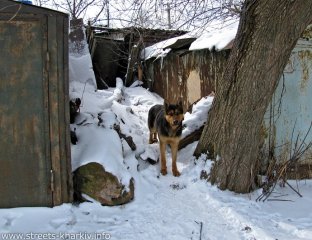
0, 0, 72, 208
263, 38, 312, 171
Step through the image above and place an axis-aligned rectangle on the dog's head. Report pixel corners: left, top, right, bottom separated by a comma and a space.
70, 98, 81, 114
164, 100, 184, 128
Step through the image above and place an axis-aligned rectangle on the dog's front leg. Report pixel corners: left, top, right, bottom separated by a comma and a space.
171, 141, 180, 177
159, 140, 167, 175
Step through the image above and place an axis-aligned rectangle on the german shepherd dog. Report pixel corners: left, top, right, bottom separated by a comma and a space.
148, 101, 184, 176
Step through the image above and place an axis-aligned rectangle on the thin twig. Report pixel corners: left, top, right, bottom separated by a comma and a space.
262, 163, 288, 202
199, 222, 203, 240
259, 120, 312, 202
195, 221, 203, 240
285, 181, 303, 197
262, 180, 279, 202
267, 199, 294, 202
290, 119, 297, 160
272, 194, 289, 198
8, 4, 21, 22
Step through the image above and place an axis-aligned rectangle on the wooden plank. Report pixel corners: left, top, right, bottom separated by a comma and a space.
64, 16, 73, 203
57, 14, 73, 204
179, 126, 204, 150
47, 15, 62, 205
48, 14, 72, 206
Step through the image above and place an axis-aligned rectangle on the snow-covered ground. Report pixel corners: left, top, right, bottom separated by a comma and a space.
1, 80, 312, 240
1, 42, 312, 240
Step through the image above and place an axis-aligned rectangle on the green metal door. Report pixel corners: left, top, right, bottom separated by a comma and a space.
0, 17, 52, 207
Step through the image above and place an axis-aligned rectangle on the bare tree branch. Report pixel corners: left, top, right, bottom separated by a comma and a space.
43, 0, 242, 29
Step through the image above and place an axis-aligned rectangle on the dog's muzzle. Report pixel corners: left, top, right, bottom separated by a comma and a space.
173, 120, 180, 126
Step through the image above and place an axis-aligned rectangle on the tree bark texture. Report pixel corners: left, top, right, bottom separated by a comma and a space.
194, 0, 312, 193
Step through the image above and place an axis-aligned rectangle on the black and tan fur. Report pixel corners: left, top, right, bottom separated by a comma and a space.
148, 100, 184, 177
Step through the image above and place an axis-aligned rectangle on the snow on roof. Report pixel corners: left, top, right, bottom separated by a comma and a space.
140, 31, 199, 60
189, 21, 239, 51
141, 19, 239, 60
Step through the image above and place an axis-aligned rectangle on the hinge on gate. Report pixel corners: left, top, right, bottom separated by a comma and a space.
50, 169, 54, 192
46, 51, 50, 72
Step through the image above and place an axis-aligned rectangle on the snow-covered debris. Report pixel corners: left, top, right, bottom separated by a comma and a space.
139, 143, 159, 162
71, 125, 132, 186
99, 77, 124, 109
68, 28, 132, 189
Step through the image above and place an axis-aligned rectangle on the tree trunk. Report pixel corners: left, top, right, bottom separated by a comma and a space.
194, 0, 312, 193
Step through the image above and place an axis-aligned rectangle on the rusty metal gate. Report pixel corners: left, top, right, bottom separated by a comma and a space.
0, 1, 72, 208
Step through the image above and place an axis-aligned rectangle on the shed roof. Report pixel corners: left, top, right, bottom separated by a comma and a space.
141, 19, 239, 60
141, 19, 312, 61
88, 25, 188, 48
